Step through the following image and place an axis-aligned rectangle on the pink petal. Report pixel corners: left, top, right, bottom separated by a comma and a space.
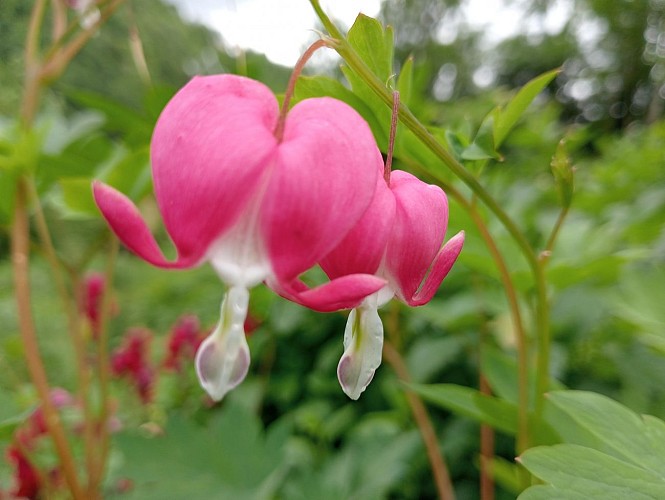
271, 274, 387, 312
150, 75, 279, 261
320, 164, 396, 279
260, 97, 379, 281
408, 231, 465, 306
93, 181, 198, 268
383, 171, 450, 303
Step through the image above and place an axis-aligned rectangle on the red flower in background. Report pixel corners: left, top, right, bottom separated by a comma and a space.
111, 329, 154, 404
163, 315, 204, 372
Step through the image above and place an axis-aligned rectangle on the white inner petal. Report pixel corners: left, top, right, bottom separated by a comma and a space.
207, 189, 271, 288
195, 286, 251, 401
337, 300, 385, 400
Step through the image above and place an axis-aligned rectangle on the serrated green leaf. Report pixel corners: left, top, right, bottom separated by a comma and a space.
113, 405, 291, 499
347, 14, 393, 82
546, 391, 665, 474
341, 14, 396, 148
494, 69, 559, 147
519, 484, 600, 500
519, 444, 665, 499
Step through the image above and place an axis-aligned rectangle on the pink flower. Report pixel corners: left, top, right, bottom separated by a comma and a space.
79, 272, 117, 338
111, 328, 154, 404
163, 315, 204, 372
6, 389, 75, 499
93, 74, 385, 401
284, 155, 465, 399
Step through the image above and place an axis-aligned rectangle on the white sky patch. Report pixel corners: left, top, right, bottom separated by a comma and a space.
168, 0, 381, 67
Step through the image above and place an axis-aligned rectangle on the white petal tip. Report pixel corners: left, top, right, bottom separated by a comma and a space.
195, 329, 250, 402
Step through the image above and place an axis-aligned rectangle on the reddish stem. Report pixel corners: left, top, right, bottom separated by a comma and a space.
274, 38, 329, 141
384, 91, 400, 185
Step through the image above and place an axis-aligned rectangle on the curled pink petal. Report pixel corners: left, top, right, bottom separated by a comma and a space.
408, 231, 465, 306
93, 182, 198, 268
272, 274, 387, 313
384, 171, 450, 303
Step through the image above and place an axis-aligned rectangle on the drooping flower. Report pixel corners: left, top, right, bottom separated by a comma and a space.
93, 74, 385, 401
281, 150, 465, 399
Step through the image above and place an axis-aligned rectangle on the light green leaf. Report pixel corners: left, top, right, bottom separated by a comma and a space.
346, 14, 393, 82
397, 56, 414, 107
546, 390, 665, 475
462, 108, 501, 160
409, 383, 559, 443
494, 69, 559, 147
59, 178, 99, 218
112, 404, 291, 499
519, 444, 665, 499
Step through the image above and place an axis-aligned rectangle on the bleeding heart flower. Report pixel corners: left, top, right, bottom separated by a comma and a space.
93, 74, 385, 401
284, 163, 465, 400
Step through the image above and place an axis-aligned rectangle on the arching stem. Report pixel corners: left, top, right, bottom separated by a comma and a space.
384, 91, 400, 185
274, 38, 329, 141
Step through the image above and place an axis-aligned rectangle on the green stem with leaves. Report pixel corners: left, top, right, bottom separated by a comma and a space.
309, 0, 551, 426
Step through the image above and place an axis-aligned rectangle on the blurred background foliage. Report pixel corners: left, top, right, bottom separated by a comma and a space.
1, 0, 664, 498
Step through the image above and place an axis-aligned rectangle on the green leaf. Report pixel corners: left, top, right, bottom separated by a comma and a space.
482, 345, 565, 407
494, 69, 559, 147
519, 444, 665, 499
346, 14, 394, 82
112, 404, 291, 499
341, 14, 395, 148
462, 108, 501, 160
99, 147, 151, 201
397, 56, 414, 107
409, 383, 559, 443
59, 178, 99, 218
545, 390, 665, 474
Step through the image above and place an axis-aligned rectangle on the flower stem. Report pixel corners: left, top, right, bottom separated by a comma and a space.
384, 303, 455, 500
308, 0, 552, 429
27, 179, 97, 490
88, 237, 118, 496
275, 38, 329, 141
384, 91, 400, 185
11, 178, 86, 500
384, 340, 456, 500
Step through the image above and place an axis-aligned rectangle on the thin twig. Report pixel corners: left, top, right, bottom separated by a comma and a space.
274, 38, 328, 141
384, 341, 456, 500
11, 178, 86, 499
384, 303, 455, 500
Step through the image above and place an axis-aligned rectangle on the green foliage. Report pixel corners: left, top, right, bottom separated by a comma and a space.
3, 2, 665, 499
520, 391, 665, 498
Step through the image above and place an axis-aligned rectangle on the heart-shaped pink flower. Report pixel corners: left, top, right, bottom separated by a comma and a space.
93, 74, 385, 400
284, 165, 465, 399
